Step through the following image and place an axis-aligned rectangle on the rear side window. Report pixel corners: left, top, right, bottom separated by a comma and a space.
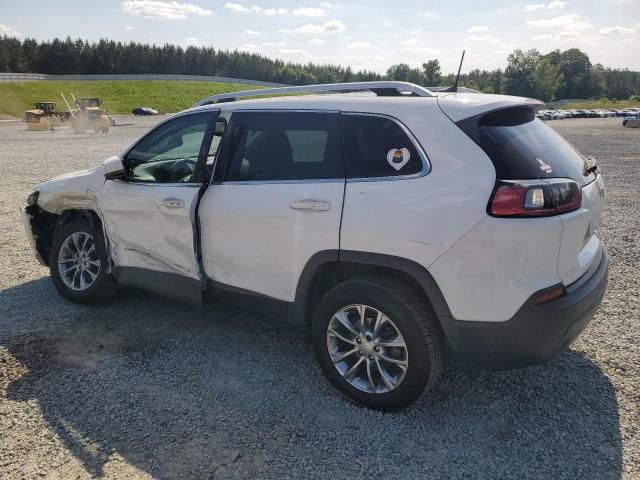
461, 107, 595, 185
341, 114, 423, 179
225, 111, 342, 181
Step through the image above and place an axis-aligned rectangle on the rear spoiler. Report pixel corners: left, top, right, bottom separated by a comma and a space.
437, 93, 543, 123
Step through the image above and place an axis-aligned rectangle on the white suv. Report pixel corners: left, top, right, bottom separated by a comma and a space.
22, 82, 608, 410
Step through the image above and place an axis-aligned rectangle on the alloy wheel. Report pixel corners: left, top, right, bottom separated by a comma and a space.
326, 304, 408, 394
57, 232, 101, 291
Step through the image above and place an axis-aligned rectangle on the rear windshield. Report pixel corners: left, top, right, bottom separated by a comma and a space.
461, 107, 595, 185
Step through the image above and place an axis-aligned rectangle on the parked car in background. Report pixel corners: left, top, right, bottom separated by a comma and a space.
623, 116, 640, 128
132, 107, 159, 116
540, 110, 554, 120
21, 81, 610, 410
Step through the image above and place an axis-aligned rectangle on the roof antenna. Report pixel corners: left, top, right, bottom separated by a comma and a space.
444, 50, 465, 92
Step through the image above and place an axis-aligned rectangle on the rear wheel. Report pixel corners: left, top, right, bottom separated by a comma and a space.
49, 219, 117, 303
312, 276, 445, 410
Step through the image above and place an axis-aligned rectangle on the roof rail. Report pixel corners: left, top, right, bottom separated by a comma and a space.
192, 81, 434, 107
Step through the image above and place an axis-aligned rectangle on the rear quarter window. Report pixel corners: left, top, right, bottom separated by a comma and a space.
340, 114, 424, 179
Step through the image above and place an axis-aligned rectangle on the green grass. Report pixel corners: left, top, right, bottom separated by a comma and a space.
552, 99, 640, 110
0, 80, 261, 119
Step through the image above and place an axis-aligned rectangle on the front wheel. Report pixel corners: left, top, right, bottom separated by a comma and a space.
312, 276, 445, 411
49, 219, 117, 303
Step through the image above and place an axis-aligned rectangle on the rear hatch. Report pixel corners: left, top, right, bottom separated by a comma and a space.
440, 94, 605, 286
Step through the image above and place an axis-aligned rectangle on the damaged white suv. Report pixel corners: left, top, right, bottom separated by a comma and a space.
22, 82, 608, 410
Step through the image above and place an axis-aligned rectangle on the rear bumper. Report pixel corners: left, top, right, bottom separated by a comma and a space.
440, 248, 608, 370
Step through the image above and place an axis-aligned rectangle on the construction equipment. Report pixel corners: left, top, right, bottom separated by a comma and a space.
23, 102, 70, 131
61, 93, 111, 134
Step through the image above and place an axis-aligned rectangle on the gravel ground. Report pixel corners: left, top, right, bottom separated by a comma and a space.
0, 116, 638, 479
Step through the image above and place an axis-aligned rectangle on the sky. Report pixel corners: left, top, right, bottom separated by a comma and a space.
0, 0, 639, 74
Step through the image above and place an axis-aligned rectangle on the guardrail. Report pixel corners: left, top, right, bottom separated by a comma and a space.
0, 73, 286, 87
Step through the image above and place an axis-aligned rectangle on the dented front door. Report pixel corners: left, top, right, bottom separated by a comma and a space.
98, 111, 218, 283
99, 181, 202, 279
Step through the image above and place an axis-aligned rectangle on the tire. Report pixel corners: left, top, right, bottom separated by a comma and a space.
312, 276, 445, 411
49, 218, 117, 303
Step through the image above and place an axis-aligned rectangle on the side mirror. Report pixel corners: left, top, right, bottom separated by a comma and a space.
102, 155, 126, 180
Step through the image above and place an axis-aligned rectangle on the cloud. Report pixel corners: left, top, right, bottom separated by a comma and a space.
464, 35, 501, 43
309, 38, 324, 45
419, 12, 440, 20
224, 3, 287, 15
260, 7, 287, 15
401, 38, 422, 46
526, 14, 590, 30
293, 7, 325, 17
400, 47, 441, 55
556, 30, 580, 38
242, 29, 262, 35
346, 42, 371, 49
525, 1, 567, 11
599, 23, 640, 35
0, 24, 20, 37
278, 48, 309, 55
183, 36, 200, 46
238, 43, 261, 51
284, 19, 346, 33
224, 2, 249, 11
125, 25, 135, 30
122, 0, 212, 19
467, 25, 489, 33
531, 34, 553, 40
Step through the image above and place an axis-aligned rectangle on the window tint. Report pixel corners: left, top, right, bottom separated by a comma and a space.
126, 113, 211, 183
226, 112, 342, 181
467, 108, 595, 185
341, 114, 423, 178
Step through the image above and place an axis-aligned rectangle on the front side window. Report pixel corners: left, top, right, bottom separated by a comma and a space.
341, 114, 424, 179
125, 113, 211, 183
225, 111, 342, 182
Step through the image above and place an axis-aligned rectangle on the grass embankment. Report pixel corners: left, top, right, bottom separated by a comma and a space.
555, 99, 640, 110
0, 80, 260, 119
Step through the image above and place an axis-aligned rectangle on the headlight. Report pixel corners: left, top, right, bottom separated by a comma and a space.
26, 191, 39, 207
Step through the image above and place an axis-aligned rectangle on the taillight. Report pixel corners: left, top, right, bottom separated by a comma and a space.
488, 178, 582, 217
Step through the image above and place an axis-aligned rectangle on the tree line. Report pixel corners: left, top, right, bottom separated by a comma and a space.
0, 36, 638, 101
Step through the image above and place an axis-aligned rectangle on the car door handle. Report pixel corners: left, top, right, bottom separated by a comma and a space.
289, 200, 332, 212
160, 198, 185, 209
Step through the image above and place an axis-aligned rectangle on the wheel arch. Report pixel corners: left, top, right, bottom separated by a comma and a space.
294, 250, 453, 338
31, 207, 109, 266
